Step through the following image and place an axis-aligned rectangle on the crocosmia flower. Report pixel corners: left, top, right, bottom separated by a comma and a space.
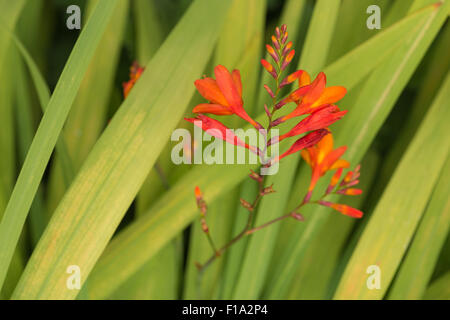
188, 24, 364, 275
277, 71, 347, 123
193, 65, 263, 130
301, 132, 350, 193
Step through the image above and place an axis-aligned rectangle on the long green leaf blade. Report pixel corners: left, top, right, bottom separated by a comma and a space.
12, 0, 230, 300
334, 71, 450, 300
0, 0, 120, 291
387, 145, 450, 299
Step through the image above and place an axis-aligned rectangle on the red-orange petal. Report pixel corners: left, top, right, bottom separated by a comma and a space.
194, 78, 228, 106
330, 159, 350, 170
339, 188, 363, 196
277, 129, 329, 162
123, 80, 134, 99
231, 69, 243, 98
332, 204, 363, 218
192, 103, 233, 115
330, 168, 343, 187
321, 146, 347, 173
279, 105, 347, 142
184, 114, 256, 152
311, 86, 347, 108
214, 65, 243, 108
298, 70, 311, 87
302, 72, 326, 105
194, 186, 202, 200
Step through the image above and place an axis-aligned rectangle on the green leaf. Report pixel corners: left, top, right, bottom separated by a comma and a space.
134, 0, 164, 64
0, 0, 122, 293
1, 20, 76, 196
14, 58, 47, 246
12, 0, 231, 300
387, 153, 450, 299
334, 71, 450, 300
423, 271, 450, 300
46, 0, 129, 215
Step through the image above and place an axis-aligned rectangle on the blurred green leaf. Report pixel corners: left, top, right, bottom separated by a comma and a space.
334, 71, 450, 299
388, 152, 450, 299
12, 0, 231, 300
423, 271, 450, 300
0, 0, 122, 294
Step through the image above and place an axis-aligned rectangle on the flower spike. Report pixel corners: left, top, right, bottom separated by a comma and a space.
188, 24, 362, 276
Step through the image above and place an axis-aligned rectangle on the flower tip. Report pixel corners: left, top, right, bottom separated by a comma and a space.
338, 188, 363, 196
194, 186, 202, 199
433, 1, 443, 8
290, 212, 305, 221
184, 117, 196, 124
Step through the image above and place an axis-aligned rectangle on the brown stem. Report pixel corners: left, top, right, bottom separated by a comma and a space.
196, 176, 265, 274
245, 213, 292, 235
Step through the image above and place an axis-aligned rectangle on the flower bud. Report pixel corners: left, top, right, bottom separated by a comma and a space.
290, 212, 305, 221
240, 198, 253, 211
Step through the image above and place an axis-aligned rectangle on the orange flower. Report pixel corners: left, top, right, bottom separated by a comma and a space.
301, 132, 349, 193
123, 62, 144, 98
193, 65, 262, 130
279, 71, 347, 122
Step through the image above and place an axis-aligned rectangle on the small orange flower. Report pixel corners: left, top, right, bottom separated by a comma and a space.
301, 132, 350, 193
278, 71, 347, 122
123, 61, 144, 98
193, 65, 262, 130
